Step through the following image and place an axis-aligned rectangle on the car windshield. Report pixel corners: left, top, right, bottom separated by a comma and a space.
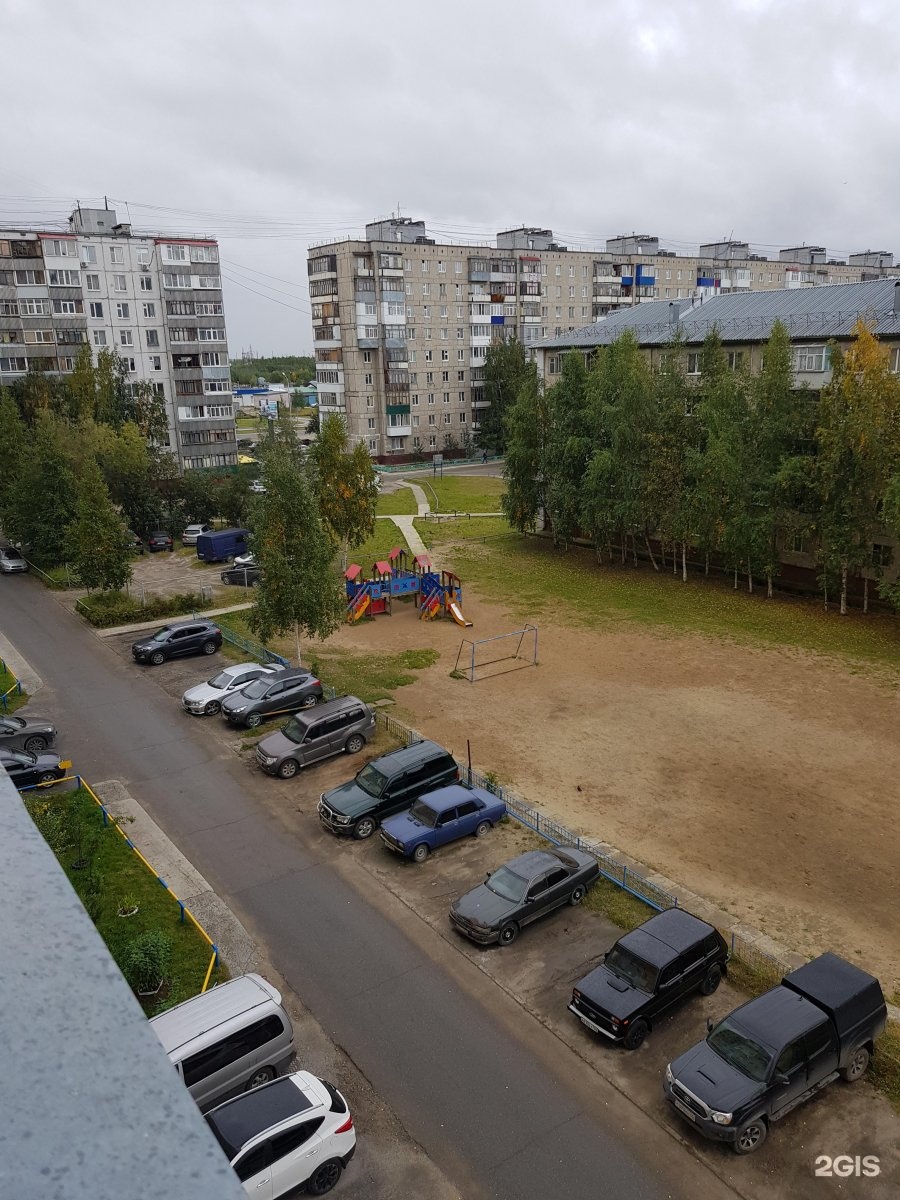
408, 800, 438, 828
485, 866, 528, 903
11, 751, 36, 766
0, 718, 23, 731
707, 1018, 773, 1083
205, 1116, 239, 1163
207, 671, 235, 690
281, 717, 305, 745
604, 946, 657, 992
356, 764, 388, 797
150, 627, 172, 642
240, 678, 270, 700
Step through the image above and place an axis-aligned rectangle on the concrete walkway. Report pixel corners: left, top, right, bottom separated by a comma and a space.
95, 602, 254, 638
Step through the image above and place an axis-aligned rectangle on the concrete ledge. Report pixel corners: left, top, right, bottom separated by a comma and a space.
0, 627, 42, 695
93, 603, 254, 638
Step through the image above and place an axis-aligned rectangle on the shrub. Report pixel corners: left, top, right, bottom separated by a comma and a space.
122, 929, 173, 994
76, 590, 209, 628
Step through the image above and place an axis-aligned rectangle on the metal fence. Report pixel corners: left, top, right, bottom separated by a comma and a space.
376, 454, 504, 475
0, 657, 23, 711
218, 625, 289, 667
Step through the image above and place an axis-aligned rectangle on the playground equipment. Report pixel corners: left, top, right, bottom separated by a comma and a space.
454, 625, 538, 683
344, 549, 472, 626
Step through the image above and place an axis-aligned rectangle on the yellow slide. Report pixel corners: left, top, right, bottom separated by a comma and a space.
347, 591, 371, 623
448, 600, 473, 628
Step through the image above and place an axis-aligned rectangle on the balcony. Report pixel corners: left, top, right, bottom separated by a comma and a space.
307, 253, 337, 277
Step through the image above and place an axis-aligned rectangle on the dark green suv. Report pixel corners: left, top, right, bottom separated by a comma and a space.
317, 739, 459, 839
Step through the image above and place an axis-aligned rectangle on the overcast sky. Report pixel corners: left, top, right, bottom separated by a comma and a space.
3, 0, 899, 354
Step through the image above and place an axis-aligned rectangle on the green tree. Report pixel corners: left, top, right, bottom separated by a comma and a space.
93, 349, 131, 427
647, 335, 695, 577
179, 470, 217, 524
13, 413, 77, 564
545, 351, 591, 548
248, 444, 344, 666
66, 345, 97, 422
219, 472, 252, 527
66, 459, 133, 591
308, 415, 378, 566
477, 337, 535, 454
0, 391, 27, 538
501, 369, 551, 533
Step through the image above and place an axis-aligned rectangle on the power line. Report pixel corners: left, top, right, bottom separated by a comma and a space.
221, 271, 311, 314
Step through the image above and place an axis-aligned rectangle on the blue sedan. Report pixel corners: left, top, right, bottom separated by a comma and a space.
380, 783, 506, 863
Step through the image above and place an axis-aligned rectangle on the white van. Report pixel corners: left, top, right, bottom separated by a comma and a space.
150, 973, 295, 1111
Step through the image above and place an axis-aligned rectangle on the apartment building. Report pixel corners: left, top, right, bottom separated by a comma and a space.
307, 218, 895, 459
0, 205, 236, 470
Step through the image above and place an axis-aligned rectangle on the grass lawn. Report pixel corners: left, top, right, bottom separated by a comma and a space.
349, 521, 410, 567
24, 787, 226, 1015
418, 474, 505, 514
0, 665, 27, 713
447, 535, 900, 677
376, 487, 418, 516
583, 874, 658, 929
415, 515, 515, 550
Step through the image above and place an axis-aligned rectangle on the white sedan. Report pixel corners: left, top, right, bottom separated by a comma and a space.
182, 662, 280, 716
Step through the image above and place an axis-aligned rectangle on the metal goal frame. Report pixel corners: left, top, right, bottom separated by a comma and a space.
454, 625, 539, 683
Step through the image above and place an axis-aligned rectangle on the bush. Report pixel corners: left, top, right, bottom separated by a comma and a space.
122, 929, 173, 994
76, 590, 209, 628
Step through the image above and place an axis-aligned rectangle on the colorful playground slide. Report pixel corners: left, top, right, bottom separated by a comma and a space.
420, 592, 442, 620
447, 600, 473, 628
347, 590, 371, 622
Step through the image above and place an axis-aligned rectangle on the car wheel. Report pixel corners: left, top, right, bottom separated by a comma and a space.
201, 640, 217, 655
23, 735, 48, 754
474, 820, 491, 838
278, 759, 299, 780
841, 1046, 870, 1082
568, 884, 586, 906
412, 843, 429, 863
306, 1159, 343, 1196
345, 734, 365, 754
300, 693, 319, 708
245, 1066, 275, 1091
699, 965, 722, 996
353, 816, 376, 840
245, 712, 262, 728
498, 921, 519, 946
623, 1018, 648, 1050
38, 771, 60, 785
250, 578, 260, 588
149, 651, 165, 666
734, 1118, 767, 1155
203, 700, 221, 716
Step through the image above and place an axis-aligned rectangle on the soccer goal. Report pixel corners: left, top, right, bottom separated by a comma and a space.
454, 625, 539, 683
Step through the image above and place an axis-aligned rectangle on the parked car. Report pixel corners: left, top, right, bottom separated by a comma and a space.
150, 973, 295, 1111
380, 783, 505, 863
220, 564, 261, 588
132, 620, 222, 665
182, 662, 280, 716
197, 528, 250, 563
182, 522, 214, 546
568, 908, 729, 1050
206, 1072, 355, 1197
0, 545, 28, 573
450, 847, 600, 947
125, 530, 144, 554
249, 480, 266, 494
147, 530, 174, 552
0, 712, 58, 754
221, 668, 323, 728
318, 739, 459, 840
0, 747, 70, 789
233, 551, 257, 569
256, 696, 375, 778
664, 952, 887, 1154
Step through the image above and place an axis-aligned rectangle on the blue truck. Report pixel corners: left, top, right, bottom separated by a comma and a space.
196, 528, 250, 563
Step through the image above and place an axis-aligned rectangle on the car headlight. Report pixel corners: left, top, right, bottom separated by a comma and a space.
665, 1063, 674, 1085
334, 814, 352, 825
231, 706, 247, 713
710, 1110, 733, 1125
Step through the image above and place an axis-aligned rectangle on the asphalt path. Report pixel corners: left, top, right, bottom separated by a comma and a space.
1, 578, 738, 1200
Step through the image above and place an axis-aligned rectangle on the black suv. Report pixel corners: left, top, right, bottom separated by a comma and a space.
569, 908, 729, 1050
132, 620, 222, 665
220, 564, 261, 588
318, 739, 459, 839
220, 667, 323, 728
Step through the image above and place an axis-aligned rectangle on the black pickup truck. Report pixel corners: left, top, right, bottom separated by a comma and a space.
664, 952, 887, 1154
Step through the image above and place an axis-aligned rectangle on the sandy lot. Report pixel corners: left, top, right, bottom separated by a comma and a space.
326, 560, 900, 992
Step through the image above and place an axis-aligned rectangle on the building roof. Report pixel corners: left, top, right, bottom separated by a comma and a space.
539, 277, 900, 349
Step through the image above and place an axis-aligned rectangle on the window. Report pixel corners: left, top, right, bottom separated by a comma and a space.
424, 350, 432, 362
23, 329, 53, 344
775, 1040, 806, 1075
93, 330, 107, 347
201, 351, 227, 366
119, 330, 133, 346
793, 344, 826, 372
140, 276, 153, 292
0, 357, 27, 371
412, 413, 419, 426
890, 348, 900, 374
44, 238, 76, 257
145, 329, 160, 347
137, 248, 151, 265
151, 355, 162, 370
428, 414, 436, 426
363, 350, 372, 363
364, 372, 373, 386
234, 1145, 270, 1183
270, 1118, 325, 1163
727, 351, 745, 371
113, 274, 127, 292
457, 349, 465, 361
163, 243, 187, 262
20, 298, 48, 316
53, 299, 82, 315
142, 302, 156, 318
89, 302, 103, 318
190, 245, 219, 263
116, 302, 130, 319
459, 409, 466, 423
15, 270, 45, 285
196, 274, 221, 289
163, 272, 191, 288
195, 301, 222, 316
872, 543, 893, 569
686, 352, 702, 375
443, 412, 451, 424
454, 261, 462, 274
368, 437, 377, 451
198, 328, 225, 341
367, 417, 376, 430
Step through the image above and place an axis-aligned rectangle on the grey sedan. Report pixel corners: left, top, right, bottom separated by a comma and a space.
0, 713, 57, 755
0, 546, 27, 573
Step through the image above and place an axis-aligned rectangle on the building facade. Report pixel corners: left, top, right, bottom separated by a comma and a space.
0, 205, 236, 470
307, 218, 895, 459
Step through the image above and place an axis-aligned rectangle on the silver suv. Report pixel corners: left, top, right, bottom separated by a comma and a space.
255, 696, 375, 779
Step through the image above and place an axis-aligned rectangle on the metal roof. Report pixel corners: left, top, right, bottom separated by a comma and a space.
539, 277, 900, 349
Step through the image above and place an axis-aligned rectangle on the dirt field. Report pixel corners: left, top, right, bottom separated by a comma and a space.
326, 552, 900, 994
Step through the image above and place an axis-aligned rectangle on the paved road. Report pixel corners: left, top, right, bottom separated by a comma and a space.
1, 578, 738, 1200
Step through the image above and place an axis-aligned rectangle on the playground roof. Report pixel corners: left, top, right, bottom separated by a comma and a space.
344, 564, 361, 580
374, 560, 393, 575
389, 546, 403, 560
415, 553, 432, 568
